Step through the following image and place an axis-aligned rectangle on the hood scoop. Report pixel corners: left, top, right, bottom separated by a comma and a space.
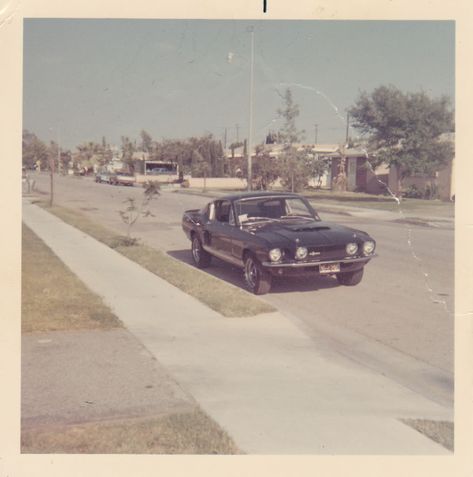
285, 225, 331, 232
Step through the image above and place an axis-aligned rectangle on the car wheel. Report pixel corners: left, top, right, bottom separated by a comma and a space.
244, 253, 272, 295
336, 268, 364, 286
191, 236, 211, 268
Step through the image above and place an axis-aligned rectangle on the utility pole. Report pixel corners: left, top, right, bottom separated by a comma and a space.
224, 127, 227, 150
247, 26, 255, 191
48, 127, 59, 207
345, 112, 350, 145
49, 153, 54, 206
236, 123, 240, 143
314, 124, 318, 144
57, 130, 61, 174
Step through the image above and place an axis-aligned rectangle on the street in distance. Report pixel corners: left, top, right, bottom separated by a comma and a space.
182, 192, 377, 294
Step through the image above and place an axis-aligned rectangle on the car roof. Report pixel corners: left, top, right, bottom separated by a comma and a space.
219, 191, 302, 202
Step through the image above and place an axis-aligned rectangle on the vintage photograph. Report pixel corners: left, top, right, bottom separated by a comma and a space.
21, 19, 455, 454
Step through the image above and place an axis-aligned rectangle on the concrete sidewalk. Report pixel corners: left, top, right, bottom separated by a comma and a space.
22, 199, 452, 454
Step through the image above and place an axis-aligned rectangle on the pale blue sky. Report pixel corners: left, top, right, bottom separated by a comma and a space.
23, 19, 455, 150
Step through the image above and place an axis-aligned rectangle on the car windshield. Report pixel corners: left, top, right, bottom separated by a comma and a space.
234, 197, 318, 224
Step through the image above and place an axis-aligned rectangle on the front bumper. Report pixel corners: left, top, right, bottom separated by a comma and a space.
117, 180, 135, 185
262, 254, 377, 276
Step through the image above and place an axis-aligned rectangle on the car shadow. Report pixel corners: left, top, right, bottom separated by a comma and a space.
167, 249, 340, 295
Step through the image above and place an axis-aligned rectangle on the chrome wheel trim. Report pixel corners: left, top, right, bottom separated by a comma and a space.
244, 258, 258, 289
192, 238, 201, 263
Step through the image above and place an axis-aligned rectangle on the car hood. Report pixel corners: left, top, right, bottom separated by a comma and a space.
247, 220, 369, 247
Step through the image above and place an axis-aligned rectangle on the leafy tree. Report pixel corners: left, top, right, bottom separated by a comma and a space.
229, 141, 244, 158
303, 151, 331, 189
121, 136, 136, 171
22, 130, 48, 170
349, 85, 454, 193
265, 131, 278, 144
140, 130, 153, 153
276, 88, 307, 192
48, 141, 60, 172
240, 146, 279, 190
191, 149, 210, 190
278, 148, 310, 192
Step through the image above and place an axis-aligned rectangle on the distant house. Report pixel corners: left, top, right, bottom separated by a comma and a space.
225, 140, 454, 199
328, 148, 388, 194
227, 143, 372, 190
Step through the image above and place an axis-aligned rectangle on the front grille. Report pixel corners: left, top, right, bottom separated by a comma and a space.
307, 245, 346, 261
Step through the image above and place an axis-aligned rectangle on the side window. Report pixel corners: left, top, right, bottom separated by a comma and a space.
229, 206, 235, 226
208, 203, 216, 222
215, 201, 231, 223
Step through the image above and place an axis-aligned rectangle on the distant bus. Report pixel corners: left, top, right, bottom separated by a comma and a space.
144, 161, 179, 177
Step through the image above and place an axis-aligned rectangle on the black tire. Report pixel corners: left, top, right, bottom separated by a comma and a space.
191, 235, 211, 268
336, 268, 364, 286
243, 253, 272, 295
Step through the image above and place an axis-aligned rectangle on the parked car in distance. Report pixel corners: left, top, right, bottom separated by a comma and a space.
182, 191, 377, 294
95, 170, 113, 183
110, 171, 136, 186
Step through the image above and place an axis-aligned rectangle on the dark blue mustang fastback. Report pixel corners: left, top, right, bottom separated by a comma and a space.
182, 191, 376, 294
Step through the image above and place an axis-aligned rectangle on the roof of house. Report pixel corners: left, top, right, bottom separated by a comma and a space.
226, 143, 370, 159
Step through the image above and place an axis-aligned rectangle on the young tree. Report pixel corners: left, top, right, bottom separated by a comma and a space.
276, 89, 307, 192
191, 149, 210, 190
240, 147, 279, 190
349, 85, 454, 194
304, 151, 331, 189
118, 181, 160, 245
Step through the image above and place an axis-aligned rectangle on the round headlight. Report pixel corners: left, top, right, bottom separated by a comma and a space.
295, 246, 308, 260
363, 241, 375, 255
345, 242, 358, 256
269, 248, 282, 262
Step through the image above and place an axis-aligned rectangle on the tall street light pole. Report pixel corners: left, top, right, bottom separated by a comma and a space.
247, 26, 255, 191
48, 127, 59, 207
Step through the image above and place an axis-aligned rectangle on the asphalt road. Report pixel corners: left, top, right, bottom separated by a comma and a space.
29, 173, 454, 405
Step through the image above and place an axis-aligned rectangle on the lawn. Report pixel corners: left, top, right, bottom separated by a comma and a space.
22, 224, 122, 332
22, 410, 240, 454
22, 224, 240, 454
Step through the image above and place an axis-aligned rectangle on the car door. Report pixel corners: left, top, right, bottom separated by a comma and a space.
205, 200, 234, 260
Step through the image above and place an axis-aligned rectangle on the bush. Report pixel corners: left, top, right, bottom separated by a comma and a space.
180, 179, 190, 188
403, 185, 423, 199
424, 183, 439, 200
402, 183, 440, 200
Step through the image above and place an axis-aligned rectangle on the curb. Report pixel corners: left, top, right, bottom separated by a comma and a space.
172, 189, 454, 226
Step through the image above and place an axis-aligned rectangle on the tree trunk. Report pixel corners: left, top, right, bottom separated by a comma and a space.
396, 163, 402, 198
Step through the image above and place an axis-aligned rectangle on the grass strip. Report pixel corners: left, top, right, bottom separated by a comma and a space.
22, 224, 122, 333
35, 202, 275, 317
22, 410, 240, 454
